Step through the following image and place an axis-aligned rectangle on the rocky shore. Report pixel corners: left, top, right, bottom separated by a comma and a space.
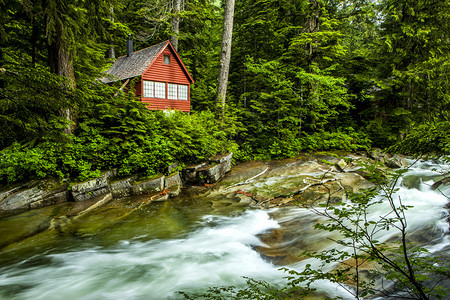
1, 150, 443, 254
0, 153, 233, 214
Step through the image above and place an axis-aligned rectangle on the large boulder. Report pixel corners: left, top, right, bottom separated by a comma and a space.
181, 153, 233, 185
197, 163, 223, 184
201, 153, 376, 209
431, 175, 450, 191
209, 153, 233, 174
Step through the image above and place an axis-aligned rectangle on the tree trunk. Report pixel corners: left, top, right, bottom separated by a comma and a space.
306, 0, 320, 65
216, 0, 235, 120
107, 5, 116, 59
108, 46, 116, 59
171, 0, 181, 51
48, 21, 77, 135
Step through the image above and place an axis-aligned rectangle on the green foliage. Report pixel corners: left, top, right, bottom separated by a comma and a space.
179, 276, 310, 300
388, 121, 450, 156
0, 142, 60, 183
300, 129, 371, 152
229, 0, 375, 161
0, 1, 449, 296
178, 0, 222, 111
235, 128, 370, 161
364, 0, 450, 147
0, 65, 74, 148
159, 110, 238, 163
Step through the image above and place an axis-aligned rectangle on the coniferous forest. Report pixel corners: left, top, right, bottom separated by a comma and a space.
0, 0, 449, 185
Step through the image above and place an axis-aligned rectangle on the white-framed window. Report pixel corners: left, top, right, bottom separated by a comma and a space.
178, 84, 188, 100
168, 83, 178, 99
155, 82, 166, 99
163, 54, 171, 64
143, 80, 154, 98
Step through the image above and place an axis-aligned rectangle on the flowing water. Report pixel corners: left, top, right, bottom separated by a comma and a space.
0, 160, 448, 299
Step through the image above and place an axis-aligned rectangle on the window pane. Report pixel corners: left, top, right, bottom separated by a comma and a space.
168, 83, 177, 100
143, 81, 154, 98
163, 55, 170, 64
155, 82, 166, 99
178, 85, 188, 100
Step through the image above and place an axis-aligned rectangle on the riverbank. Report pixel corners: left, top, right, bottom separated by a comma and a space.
0, 153, 233, 216
0, 150, 430, 254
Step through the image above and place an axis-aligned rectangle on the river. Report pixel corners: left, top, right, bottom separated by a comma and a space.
0, 159, 448, 299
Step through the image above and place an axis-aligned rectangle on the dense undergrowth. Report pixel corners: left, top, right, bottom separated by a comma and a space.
0, 69, 239, 185
0, 67, 447, 187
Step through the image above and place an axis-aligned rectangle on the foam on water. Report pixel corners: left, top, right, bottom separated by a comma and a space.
0, 210, 283, 300
0, 159, 448, 300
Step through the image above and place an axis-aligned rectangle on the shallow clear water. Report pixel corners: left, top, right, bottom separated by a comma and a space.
0, 159, 448, 299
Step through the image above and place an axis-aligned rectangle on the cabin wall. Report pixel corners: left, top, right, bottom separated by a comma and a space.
142, 47, 191, 84
140, 47, 191, 112
142, 98, 190, 112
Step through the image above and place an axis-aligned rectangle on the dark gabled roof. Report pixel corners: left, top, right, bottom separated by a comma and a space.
100, 41, 168, 83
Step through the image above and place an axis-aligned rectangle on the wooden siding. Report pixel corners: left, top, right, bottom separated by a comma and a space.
142, 97, 190, 112
142, 47, 191, 85
140, 44, 191, 112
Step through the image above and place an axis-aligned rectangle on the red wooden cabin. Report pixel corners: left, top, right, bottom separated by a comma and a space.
101, 39, 194, 112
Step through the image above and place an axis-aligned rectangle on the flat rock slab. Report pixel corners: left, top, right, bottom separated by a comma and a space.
71, 177, 108, 202
71, 170, 117, 202
202, 153, 377, 208
109, 178, 134, 198
218, 161, 269, 186
0, 180, 69, 211
131, 175, 165, 196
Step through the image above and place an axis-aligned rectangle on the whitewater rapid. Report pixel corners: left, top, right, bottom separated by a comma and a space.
0, 159, 448, 299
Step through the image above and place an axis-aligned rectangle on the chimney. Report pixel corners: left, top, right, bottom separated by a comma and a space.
126, 34, 133, 57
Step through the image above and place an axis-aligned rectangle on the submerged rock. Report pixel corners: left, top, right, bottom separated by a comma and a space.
431, 174, 450, 191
